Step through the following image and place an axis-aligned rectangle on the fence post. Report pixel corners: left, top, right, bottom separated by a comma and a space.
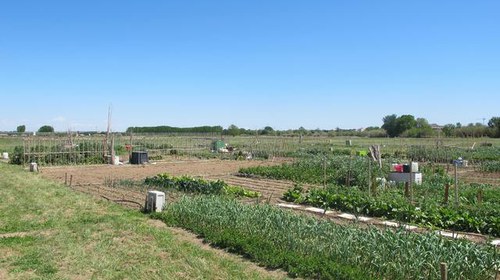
477, 188, 483, 205
69, 175, 73, 187
454, 163, 459, 207
440, 262, 448, 280
368, 157, 372, 196
444, 184, 449, 205
323, 157, 327, 187
404, 182, 410, 199
409, 162, 413, 203
65, 173, 68, 186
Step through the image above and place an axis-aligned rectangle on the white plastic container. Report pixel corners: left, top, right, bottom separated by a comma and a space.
30, 162, 38, 172
411, 162, 419, 172
146, 191, 166, 212
2, 152, 8, 159
391, 164, 398, 172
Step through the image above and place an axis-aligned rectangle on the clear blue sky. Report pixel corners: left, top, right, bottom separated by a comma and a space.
1, 1, 498, 132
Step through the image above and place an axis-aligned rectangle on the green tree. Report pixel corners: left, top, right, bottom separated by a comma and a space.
405, 118, 434, 138
227, 124, 240, 137
442, 124, 456, 137
16, 125, 26, 133
381, 114, 398, 137
396, 115, 416, 134
38, 125, 54, 133
260, 126, 275, 135
488, 117, 500, 137
382, 114, 417, 137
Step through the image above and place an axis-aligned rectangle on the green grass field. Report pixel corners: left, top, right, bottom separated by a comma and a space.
0, 163, 288, 280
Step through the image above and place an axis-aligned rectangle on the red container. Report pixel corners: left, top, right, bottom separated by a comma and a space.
394, 164, 403, 173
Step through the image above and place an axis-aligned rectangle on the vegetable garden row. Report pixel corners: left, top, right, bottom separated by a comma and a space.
153, 195, 499, 280
240, 154, 500, 236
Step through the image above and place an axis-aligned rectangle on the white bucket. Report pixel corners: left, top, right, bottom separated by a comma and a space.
411, 162, 419, 172
391, 164, 398, 172
30, 162, 38, 172
2, 152, 8, 159
114, 155, 120, 165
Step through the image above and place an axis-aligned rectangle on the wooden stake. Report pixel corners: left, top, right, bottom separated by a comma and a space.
409, 162, 413, 203
477, 188, 483, 205
454, 164, 459, 207
69, 175, 73, 187
65, 173, 68, 186
444, 184, 449, 205
368, 157, 372, 196
404, 182, 410, 199
323, 157, 327, 187
440, 262, 448, 280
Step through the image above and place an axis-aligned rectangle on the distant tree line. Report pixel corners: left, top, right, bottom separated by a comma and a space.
382, 115, 500, 138
221, 124, 387, 137
9, 116, 500, 138
126, 125, 223, 134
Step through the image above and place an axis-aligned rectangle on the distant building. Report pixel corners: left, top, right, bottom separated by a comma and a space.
430, 124, 443, 131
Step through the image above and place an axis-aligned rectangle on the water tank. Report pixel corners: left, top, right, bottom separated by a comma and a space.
131, 151, 148, 164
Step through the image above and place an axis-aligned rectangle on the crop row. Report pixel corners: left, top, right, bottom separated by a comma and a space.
144, 173, 260, 198
479, 161, 500, 172
283, 183, 500, 236
239, 155, 385, 187
154, 196, 499, 280
407, 145, 500, 164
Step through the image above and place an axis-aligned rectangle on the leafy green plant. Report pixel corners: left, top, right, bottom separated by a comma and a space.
145, 173, 260, 198
284, 183, 500, 236
479, 160, 500, 172
283, 184, 304, 202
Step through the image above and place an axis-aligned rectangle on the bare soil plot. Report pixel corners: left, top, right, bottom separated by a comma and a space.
40, 159, 281, 185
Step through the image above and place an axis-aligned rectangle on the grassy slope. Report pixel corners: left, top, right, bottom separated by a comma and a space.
0, 163, 287, 280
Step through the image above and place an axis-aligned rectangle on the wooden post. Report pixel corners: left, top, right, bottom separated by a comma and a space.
440, 262, 448, 280
347, 154, 352, 187
110, 135, 116, 165
65, 173, 68, 186
477, 188, 483, 205
454, 163, 459, 207
409, 162, 413, 203
444, 184, 449, 205
368, 157, 372, 196
404, 182, 410, 199
323, 157, 327, 187
69, 175, 73, 187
